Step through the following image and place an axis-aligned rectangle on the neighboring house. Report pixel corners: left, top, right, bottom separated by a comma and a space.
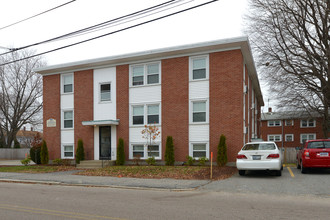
261, 108, 329, 148
35, 37, 264, 163
16, 128, 42, 148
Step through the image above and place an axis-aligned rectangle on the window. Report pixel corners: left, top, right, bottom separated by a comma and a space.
131, 63, 160, 86
133, 145, 144, 158
132, 106, 144, 125
301, 133, 316, 143
63, 74, 73, 93
132, 144, 160, 159
192, 58, 206, 80
63, 145, 74, 158
301, 119, 315, 127
63, 111, 73, 128
268, 134, 282, 142
285, 134, 294, 142
100, 83, 111, 102
147, 105, 159, 124
268, 120, 281, 127
285, 120, 293, 126
132, 104, 160, 125
193, 101, 206, 122
192, 144, 207, 158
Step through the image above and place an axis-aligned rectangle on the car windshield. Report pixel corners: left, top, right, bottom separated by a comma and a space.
242, 143, 276, 151
308, 141, 330, 149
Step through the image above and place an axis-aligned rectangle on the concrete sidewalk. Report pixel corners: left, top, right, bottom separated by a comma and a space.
0, 170, 209, 191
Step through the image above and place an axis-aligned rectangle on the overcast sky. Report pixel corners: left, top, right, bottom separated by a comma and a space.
0, 0, 272, 110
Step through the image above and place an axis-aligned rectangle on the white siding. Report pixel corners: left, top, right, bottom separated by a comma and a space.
130, 127, 162, 143
61, 130, 74, 143
61, 94, 74, 109
94, 67, 116, 120
189, 81, 209, 99
189, 125, 209, 142
129, 86, 161, 104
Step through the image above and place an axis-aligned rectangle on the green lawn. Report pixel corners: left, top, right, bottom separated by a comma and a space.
0, 165, 75, 173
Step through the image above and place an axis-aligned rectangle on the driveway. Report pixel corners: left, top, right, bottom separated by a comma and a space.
201, 165, 330, 197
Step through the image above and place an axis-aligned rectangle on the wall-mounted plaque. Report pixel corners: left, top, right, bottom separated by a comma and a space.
47, 118, 56, 127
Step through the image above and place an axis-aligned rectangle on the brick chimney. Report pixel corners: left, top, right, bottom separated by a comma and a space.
268, 107, 272, 113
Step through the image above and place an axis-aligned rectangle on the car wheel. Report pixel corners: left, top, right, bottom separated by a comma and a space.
301, 161, 307, 174
238, 170, 246, 176
296, 160, 301, 169
275, 170, 282, 176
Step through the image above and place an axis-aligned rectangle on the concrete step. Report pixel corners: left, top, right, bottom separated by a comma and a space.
76, 160, 115, 169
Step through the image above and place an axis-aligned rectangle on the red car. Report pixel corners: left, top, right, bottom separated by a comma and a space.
296, 139, 330, 173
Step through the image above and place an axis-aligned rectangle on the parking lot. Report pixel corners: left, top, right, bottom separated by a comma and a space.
201, 165, 330, 197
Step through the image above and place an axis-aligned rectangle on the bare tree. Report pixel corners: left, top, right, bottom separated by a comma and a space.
244, 0, 330, 137
0, 50, 45, 148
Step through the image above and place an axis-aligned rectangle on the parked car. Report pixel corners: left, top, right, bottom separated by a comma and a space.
296, 139, 330, 173
236, 141, 283, 176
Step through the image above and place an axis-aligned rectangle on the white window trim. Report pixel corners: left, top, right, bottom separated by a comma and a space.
285, 120, 294, 126
190, 99, 209, 124
267, 134, 282, 142
285, 134, 294, 142
61, 73, 74, 94
267, 120, 281, 127
129, 62, 161, 87
99, 82, 112, 103
300, 119, 316, 128
300, 133, 316, 143
62, 109, 74, 130
189, 142, 209, 159
189, 55, 209, 81
129, 143, 161, 160
130, 103, 161, 126
62, 144, 74, 159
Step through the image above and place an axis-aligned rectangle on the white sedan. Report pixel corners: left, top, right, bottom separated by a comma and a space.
236, 141, 283, 176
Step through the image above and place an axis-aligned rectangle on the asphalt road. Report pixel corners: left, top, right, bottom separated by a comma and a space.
0, 181, 329, 220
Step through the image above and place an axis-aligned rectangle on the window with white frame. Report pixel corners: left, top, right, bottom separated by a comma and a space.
192, 57, 207, 80
268, 120, 281, 127
147, 105, 159, 124
63, 74, 73, 93
192, 143, 207, 158
285, 120, 294, 126
132, 144, 160, 159
63, 144, 74, 158
285, 134, 294, 142
63, 110, 73, 128
132, 106, 144, 125
301, 119, 315, 127
100, 83, 111, 102
132, 104, 160, 125
131, 63, 160, 86
192, 101, 206, 122
268, 134, 282, 142
300, 133, 316, 143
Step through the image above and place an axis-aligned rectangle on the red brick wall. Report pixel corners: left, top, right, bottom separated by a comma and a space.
210, 50, 244, 162
162, 57, 189, 161
43, 74, 61, 160
116, 65, 130, 160
74, 70, 94, 160
261, 118, 325, 148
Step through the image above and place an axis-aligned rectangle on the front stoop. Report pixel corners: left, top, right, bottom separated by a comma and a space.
76, 160, 116, 169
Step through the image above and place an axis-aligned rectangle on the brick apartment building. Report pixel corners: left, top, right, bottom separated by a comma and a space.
36, 37, 264, 163
261, 108, 329, 148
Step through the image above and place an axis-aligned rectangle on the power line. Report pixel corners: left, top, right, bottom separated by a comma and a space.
0, 0, 181, 56
0, 0, 219, 67
0, 0, 77, 31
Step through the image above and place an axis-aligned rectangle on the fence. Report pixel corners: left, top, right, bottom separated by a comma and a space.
0, 148, 30, 160
283, 147, 297, 164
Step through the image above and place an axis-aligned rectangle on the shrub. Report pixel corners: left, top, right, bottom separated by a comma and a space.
40, 140, 49, 165
165, 136, 175, 166
146, 156, 156, 165
186, 156, 195, 166
75, 139, 85, 164
30, 146, 41, 164
133, 155, 141, 166
21, 157, 31, 166
53, 158, 63, 165
14, 139, 21, 148
198, 157, 208, 166
116, 138, 125, 165
217, 134, 228, 166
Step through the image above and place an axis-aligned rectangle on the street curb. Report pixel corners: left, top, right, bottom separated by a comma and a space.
0, 179, 197, 192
